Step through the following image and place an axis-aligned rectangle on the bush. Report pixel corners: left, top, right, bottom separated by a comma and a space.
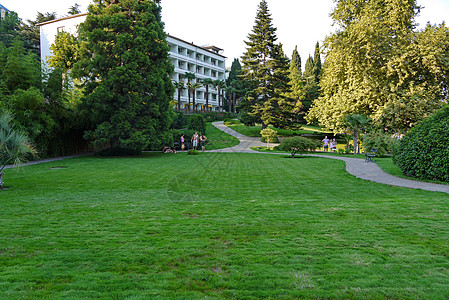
171, 111, 188, 129
223, 118, 240, 125
260, 128, 279, 143
275, 136, 320, 157
187, 149, 199, 155
188, 114, 206, 135
362, 132, 399, 157
171, 129, 195, 145
393, 106, 449, 182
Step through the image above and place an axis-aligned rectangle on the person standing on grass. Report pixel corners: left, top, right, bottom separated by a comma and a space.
322, 136, 330, 152
332, 138, 337, 152
192, 132, 199, 150
200, 134, 207, 152
180, 134, 185, 151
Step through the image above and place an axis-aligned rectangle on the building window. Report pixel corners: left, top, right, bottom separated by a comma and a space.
57, 26, 65, 33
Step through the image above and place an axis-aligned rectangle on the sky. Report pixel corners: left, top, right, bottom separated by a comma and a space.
2, 0, 449, 69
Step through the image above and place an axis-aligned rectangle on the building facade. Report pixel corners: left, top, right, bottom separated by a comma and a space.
39, 13, 226, 111
0, 3, 9, 19
167, 36, 226, 111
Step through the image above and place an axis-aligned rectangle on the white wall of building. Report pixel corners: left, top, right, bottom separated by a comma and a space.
39, 13, 87, 70
39, 14, 226, 111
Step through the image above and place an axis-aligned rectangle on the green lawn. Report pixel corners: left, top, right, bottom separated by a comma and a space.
205, 122, 240, 150
2, 153, 449, 298
227, 122, 326, 137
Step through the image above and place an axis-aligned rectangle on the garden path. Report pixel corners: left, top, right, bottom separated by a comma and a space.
209, 121, 449, 194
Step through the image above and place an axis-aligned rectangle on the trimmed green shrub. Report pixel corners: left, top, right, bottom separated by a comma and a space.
275, 136, 320, 157
188, 114, 206, 135
362, 132, 399, 157
223, 118, 240, 126
171, 129, 195, 145
260, 128, 279, 143
187, 149, 199, 155
393, 106, 449, 182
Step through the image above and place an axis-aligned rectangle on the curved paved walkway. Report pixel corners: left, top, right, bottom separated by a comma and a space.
209, 121, 449, 194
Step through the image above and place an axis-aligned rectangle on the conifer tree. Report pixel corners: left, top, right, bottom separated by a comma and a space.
240, 0, 294, 129
313, 42, 322, 83
288, 46, 304, 112
75, 0, 174, 153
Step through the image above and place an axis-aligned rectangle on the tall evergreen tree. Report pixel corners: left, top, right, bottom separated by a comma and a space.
313, 42, 322, 83
240, 0, 294, 129
226, 58, 245, 112
75, 0, 174, 153
0, 10, 20, 48
19, 12, 57, 56
288, 46, 304, 113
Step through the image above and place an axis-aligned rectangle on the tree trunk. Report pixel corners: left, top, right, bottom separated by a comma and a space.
353, 129, 359, 154
177, 88, 181, 110
188, 89, 191, 111
192, 89, 196, 111
205, 85, 209, 112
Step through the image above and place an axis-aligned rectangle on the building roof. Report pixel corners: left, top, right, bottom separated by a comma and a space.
167, 35, 226, 59
0, 4, 9, 11
37, 13, 88, 26
37, 13, 226, 59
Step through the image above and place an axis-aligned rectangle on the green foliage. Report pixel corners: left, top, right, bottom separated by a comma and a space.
187, 149, 199, 155
362, 132, 399, 157
223, 118, 239, 125
260, 127, 279, 143
307, 0, 449, 133
240, 1, 295, 129
170, 111, 188, 129
0, 110, 37, 187
187, 114, 206, 135
75, 0, 174, 154
171, 129, 194, 145
276, 136, 320, 157
344, 114, 370, 154
393, 106, 449, 182
0, 10, 20, 47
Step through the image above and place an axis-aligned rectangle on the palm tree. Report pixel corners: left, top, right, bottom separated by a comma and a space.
201, 78, 214, 112
0, 111, 37, 189
173, 81, 185, 111
213, 79, 226, 111
191, 82, 202, 111
226, 86, 237, 113
184, 72, 196, 112
344, 114, 370, 154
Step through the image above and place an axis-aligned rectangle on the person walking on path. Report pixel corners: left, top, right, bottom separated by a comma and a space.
200, 134, 207, 152
322, 136, 330, 152
180, 134, 185, 151
192, 132, 199, 150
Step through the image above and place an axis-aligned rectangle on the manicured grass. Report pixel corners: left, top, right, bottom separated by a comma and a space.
204, 122, 239, 150
2, 153, 449, 298
227, 122, 326, 137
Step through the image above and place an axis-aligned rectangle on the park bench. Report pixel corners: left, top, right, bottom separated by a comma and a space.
365, 149, 377, 163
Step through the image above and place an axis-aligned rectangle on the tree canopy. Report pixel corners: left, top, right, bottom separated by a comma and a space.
240, 0, 294, 129
307, 0, 449, 133
74, 0, 174, 153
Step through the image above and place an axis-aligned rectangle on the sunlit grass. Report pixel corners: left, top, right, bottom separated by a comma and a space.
1, 153, 449, 298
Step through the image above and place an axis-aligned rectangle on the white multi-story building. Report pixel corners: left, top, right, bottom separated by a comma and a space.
0, 3, 9, 19
38, 13, 226, 111
167, 36, 226, 111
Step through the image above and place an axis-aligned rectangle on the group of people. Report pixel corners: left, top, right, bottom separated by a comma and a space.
322, 136, 337, 152
163, 132, 207, 153
180, 132, 207, 152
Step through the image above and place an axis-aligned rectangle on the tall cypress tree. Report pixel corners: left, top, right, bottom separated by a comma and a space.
75, 0, 174, 153
240, 0, 294, 129
288, 46, 304, 112
313, 42, 322, 83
